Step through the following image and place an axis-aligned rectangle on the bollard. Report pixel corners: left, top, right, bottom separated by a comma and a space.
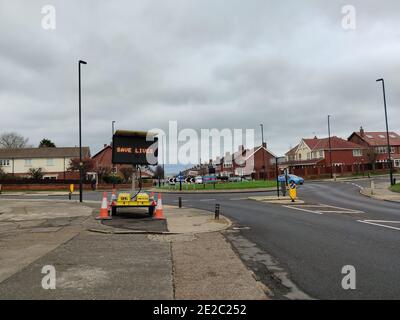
370, 179, 375, 195
215, 204, 220, 220
68, 192, 72, 200
178, 197, 182, 208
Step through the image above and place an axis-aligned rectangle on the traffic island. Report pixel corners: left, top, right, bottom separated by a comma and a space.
248, 195, 304, 204
87, 205, 231, 235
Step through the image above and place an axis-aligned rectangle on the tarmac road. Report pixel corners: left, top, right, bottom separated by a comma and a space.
2, 178, 400, 299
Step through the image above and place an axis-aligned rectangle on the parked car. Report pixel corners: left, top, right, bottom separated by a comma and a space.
195, 176, 203, 184
228, 176, 242, 182
278, 174, 304, 185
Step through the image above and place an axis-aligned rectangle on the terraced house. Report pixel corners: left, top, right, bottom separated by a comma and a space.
284, 136, 366, 177
0, 147, 90, 179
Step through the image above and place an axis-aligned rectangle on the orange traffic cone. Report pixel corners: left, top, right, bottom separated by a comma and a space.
96, 192, 112, 220
154, 193, 166, 220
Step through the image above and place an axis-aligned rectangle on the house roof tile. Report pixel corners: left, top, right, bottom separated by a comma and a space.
0, 147, 90, 159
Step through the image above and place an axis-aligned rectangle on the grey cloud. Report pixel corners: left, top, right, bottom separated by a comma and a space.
0, 0, 399, 159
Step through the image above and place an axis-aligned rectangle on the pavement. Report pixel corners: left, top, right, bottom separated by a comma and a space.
0, 199, 267, 300
359, 181, 400, 203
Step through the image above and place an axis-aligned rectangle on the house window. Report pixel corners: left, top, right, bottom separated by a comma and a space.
319, 150, 323, 158
395, 160, 400, 168
24, 159, 32, 166
0, 159, 10, 166
376, 146, 395, 154
47, 158, 54, 166
353, 149, 362, 157
298, 154, 302, 160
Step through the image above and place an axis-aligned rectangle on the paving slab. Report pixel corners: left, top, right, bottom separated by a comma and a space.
0, 232, 173, 299
171, 232, 267, 300
164, 205, 231, 234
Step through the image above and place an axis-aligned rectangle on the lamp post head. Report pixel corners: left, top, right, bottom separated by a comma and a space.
376, 78, 383, 82
79, 60, 87, 65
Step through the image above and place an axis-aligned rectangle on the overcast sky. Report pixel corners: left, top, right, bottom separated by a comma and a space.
1, 0, 399, 164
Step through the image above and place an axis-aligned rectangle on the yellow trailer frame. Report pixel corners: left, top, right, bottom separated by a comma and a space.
111, 192, 156, 216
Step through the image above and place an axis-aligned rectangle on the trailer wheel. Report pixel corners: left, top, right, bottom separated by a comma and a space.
112, 206, 117, 216
148, 206, 155, 217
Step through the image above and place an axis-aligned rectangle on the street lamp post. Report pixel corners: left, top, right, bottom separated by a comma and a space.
78, 60, 87, 203
112, 121, 116, 138
260, 124, 266, 181
327, 115, 333, 179
376, 78, 394, 185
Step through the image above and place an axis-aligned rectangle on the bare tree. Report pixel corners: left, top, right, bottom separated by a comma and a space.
68, 157, 95, 176
366, 148, 379, 172
0, 132, 29, 149
95, 166, 112, 183
120, 166, 134, 183
28, 168, 44, 180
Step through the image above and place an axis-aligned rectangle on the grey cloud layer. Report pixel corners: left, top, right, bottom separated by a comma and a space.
0, 0, 399, 157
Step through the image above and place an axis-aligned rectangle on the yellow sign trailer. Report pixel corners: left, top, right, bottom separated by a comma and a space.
111, 192, 156, 217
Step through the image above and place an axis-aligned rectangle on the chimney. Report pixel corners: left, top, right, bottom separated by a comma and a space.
360, 126, 364, 137
262, 142, 267, 148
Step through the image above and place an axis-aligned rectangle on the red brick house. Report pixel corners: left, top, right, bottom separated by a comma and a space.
284, 136, 366, 177
348, 127, 400, 169
91, 144, 154, 180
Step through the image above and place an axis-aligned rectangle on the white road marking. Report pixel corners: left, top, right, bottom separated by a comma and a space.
283, 204, 364, 215
357, 220, 400, 232
229, 198, 248, 201
362, 220, 400, 223
351, 183, 363, 189
283, 205, 324, 215
199, 199, 216, 202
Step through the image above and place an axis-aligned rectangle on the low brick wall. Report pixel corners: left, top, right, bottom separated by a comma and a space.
0, 182, 153, 192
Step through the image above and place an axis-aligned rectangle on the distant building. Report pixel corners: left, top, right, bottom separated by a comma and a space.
348, 127, 400, 168
213, 144, 277, 180
0, 147, 90, 179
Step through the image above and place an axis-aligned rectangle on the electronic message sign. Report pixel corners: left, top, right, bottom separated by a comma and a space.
112, 130, 158, 165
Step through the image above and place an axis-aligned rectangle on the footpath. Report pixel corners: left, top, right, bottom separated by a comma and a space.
0, 199, 267, 299
360, 182, 400, 203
